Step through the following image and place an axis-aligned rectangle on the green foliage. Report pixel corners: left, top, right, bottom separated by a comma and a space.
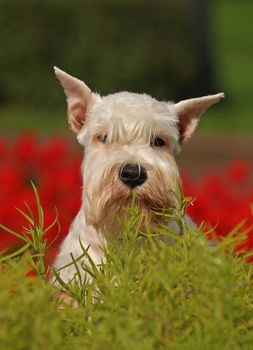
0, 183, 60, 278
0, 0, 195, 108
0, 186, 253, 349
1, 1, 253, 133
201, 0, 253, 133
0, 224, 253, 349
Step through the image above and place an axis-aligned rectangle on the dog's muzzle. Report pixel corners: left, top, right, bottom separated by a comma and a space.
119, 163, 147, 188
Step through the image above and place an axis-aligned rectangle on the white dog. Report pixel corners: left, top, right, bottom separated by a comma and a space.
53, 67, 224, 286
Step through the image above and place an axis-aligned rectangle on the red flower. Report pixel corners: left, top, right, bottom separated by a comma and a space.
0, 133, 252, 265
227, 159, 251, 184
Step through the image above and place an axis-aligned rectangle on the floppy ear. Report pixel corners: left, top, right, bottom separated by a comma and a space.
174, 93, 224, 143
54, 67, 98, 133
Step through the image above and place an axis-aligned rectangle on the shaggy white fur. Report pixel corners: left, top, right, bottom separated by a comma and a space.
53, 67, 224, 286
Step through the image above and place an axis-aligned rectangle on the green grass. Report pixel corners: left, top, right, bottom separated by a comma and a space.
0, 186, 253, 349
200, 104, 253, 134
0, 107, 67, 135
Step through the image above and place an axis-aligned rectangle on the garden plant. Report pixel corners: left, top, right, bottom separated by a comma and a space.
0, 133, 252, 349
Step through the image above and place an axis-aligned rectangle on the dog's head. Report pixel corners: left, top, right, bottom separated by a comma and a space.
54, 67, 224, 233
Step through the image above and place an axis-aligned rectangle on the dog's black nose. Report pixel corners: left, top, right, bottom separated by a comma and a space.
119, 164, 147, 188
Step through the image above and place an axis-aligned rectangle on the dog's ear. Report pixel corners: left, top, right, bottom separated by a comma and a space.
54, 67, 99, 133
174, 93, 224, 143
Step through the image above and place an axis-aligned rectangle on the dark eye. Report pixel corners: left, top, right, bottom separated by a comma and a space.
97, 134, 108, 143
151, 137, 166, 147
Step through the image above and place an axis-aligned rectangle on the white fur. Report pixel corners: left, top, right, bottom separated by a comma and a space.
52, 67, 224, 286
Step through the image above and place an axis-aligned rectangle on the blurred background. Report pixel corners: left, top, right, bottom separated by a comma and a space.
0, 0, 252, 254
0, 0, 252, 173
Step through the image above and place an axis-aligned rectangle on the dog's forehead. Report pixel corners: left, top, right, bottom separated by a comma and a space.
88, 92, 178, 137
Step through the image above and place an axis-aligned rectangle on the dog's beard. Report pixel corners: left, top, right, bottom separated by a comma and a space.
84, 165, 179, 237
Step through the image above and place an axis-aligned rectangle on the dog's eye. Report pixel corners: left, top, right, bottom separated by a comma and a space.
151, 137, 166, 147
97, 134, 108, 143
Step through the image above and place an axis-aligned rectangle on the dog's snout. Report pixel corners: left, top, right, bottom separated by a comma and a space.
119, 164, 147, 188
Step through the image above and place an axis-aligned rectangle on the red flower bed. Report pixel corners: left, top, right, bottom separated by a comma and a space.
183, 159, 253, 260
0, 133, 252, 262
0, 133, 82, 261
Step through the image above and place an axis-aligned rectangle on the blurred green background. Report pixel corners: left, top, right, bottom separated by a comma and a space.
0, 0, 252, 134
